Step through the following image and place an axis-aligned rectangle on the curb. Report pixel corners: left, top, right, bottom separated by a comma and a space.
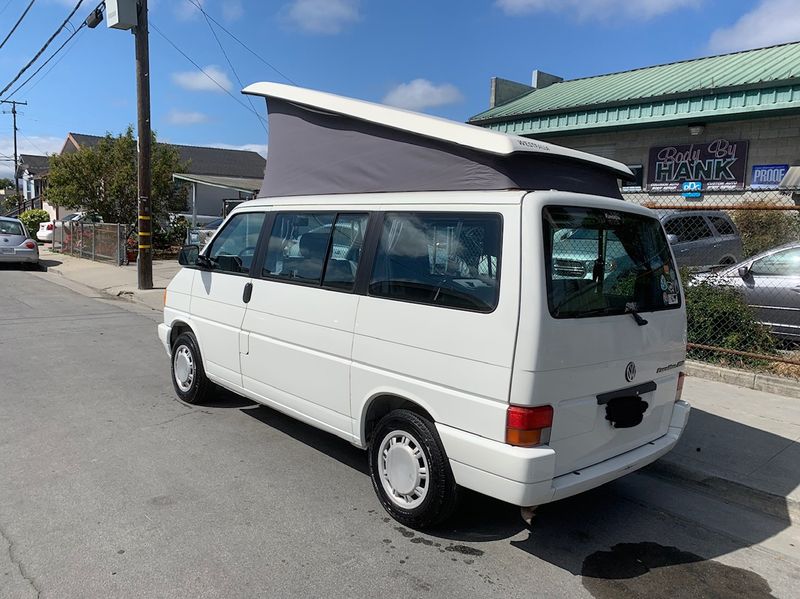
647, 459, 800, 525
685, 360, 800, 399
44, 263, 162, 312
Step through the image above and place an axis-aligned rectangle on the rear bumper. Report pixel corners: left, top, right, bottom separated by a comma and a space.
0, 248, 38, 263
437, 400, 691, 507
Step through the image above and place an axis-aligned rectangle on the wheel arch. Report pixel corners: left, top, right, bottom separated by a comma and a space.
359, 390, 437, 448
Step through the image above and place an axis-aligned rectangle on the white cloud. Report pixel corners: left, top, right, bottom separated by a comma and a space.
171, 65, 233, 92
495, 0, 699, 20
708, 0, 800, 53
205, 142, 267, 158
284, 0, 360, 34
222, 0, 244, 22
382, 79, 464, 111
174, 0, 203, 21
0, 135, 64, 178
166, 110, 210, 125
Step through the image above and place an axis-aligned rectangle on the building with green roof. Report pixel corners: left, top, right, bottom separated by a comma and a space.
469, 42, 800, 198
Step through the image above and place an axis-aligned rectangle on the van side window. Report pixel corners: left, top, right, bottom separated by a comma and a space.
369, 212, 502, 312
323, 214, 369, 291
205, 212, 266, 275
263, 212, 369, 290
263, 213, 335, 284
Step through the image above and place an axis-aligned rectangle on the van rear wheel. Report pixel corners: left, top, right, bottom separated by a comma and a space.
369, 409, 458, 528
170, 332, 212, 405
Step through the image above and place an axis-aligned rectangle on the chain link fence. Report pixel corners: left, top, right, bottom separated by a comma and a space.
52, 221, 127, 265
621, 188, 800, 377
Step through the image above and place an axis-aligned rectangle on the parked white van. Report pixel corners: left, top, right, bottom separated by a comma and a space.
159, 83, 690, 528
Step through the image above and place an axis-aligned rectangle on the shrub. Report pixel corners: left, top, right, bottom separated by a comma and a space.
19, 209, 50, 239
732, 210, 800, 257
683, 275, 776, 368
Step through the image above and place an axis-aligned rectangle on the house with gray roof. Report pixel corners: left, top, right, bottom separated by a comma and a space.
62, 133, 266, 219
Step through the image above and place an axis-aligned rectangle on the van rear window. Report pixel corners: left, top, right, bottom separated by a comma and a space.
543, 206, 680, 319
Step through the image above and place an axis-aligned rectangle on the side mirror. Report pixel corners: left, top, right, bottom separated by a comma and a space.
178, 244, 199, 266
666, 234, 679, 245
738, 265, 750, 279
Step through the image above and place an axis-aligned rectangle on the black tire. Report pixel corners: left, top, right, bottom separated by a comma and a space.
368, 409, 458, 529
170, 331, 213, 405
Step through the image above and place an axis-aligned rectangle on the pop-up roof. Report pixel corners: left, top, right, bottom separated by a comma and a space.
243, 82, 632, 199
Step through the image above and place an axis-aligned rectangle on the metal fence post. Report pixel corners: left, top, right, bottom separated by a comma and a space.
92, 223, 96, 261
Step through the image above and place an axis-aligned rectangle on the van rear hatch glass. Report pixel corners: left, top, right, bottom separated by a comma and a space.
543, 206, 680, 319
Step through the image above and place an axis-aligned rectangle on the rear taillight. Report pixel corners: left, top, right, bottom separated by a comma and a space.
23, 240, 36, 249
46, 223, 54, 230
506, 405, 553, 447
675, 372, 686, 402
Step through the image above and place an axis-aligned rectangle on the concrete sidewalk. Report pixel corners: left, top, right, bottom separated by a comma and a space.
651, 376, 800, 523
34, 247, 800, 522
39, 247, 179, 311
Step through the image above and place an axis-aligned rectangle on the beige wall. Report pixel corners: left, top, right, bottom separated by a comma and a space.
536, 113, 800, 189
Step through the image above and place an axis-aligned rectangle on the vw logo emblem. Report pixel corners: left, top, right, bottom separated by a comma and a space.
625, 362, 637, 382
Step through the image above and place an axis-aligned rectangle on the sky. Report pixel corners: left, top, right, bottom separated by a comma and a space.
1, 0, 799, 177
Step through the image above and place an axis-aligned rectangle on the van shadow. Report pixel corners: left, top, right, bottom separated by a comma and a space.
229, 397, 794, 593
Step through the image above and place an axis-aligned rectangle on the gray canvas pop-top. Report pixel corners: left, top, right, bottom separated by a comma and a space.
242, 82, 633, 199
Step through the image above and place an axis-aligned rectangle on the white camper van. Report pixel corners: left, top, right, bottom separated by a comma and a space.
159, 83, 690, 528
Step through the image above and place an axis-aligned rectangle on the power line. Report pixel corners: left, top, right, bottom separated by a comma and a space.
149, 20, 268, 126
6, 21, 86, 100
194, 3, 266, 133
14, 27, 85, 97
0, 0, 38, 51
184, 0, 296, 85
0, 0, 87, 98
18, 129, 48, 156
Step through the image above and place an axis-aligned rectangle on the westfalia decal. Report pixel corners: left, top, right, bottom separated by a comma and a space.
656, 360, 685, 373
647, 139, 749, 192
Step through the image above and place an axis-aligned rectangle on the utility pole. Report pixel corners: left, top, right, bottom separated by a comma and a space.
1, 100, 27, 214
134, 0, 152, 289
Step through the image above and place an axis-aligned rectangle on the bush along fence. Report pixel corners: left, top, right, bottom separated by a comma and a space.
623, 187, 800, 377
52, 221, 128, 265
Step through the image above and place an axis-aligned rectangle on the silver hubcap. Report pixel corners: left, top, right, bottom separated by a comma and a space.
173, 345, 195, 392
378, 430, 429, 509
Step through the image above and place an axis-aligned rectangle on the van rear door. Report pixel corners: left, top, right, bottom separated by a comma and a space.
513, 194, 687, 477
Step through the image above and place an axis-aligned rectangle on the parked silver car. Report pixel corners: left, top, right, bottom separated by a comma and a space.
0, 216, 39, 268
693, 242, 800, 340
658, 210, 743, 269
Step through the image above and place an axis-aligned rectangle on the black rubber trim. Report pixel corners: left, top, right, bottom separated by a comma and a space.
596, 381, 657, 405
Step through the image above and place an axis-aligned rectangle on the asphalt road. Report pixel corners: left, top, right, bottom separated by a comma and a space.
1, 266, 798, 599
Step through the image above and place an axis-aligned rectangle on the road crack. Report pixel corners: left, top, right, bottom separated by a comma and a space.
0, 521, 41, 598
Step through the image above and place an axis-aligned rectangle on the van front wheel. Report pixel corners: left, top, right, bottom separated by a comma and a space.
369, 409, 458, 528
170, 332, 212, 405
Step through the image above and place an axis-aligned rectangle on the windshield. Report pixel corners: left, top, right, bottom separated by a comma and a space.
543, 206, 680, 318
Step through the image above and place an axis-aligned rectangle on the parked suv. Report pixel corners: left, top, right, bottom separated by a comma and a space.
657, 210, 742, 269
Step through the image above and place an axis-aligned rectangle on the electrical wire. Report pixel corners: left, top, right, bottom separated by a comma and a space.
18, 128, 48, 155
0, 0, 87, 98
0, 0, 38, 51
195, 3, 267, 133
184, 0, 296, 85
150, 20, 268, 126
6, 21, 86, 100
16, 26, 85, 97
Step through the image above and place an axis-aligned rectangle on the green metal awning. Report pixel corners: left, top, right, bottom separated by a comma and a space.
470, 42, 800, 136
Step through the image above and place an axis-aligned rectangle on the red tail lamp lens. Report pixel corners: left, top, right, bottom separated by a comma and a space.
23, 241, 36, 249
506, 405, 553, 447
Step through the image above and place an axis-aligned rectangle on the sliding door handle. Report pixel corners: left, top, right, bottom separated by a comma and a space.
243, 282, 253, 303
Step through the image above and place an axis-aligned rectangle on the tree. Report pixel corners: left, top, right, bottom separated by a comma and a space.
0, 178, 14, 189
46, 127, 188, 225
